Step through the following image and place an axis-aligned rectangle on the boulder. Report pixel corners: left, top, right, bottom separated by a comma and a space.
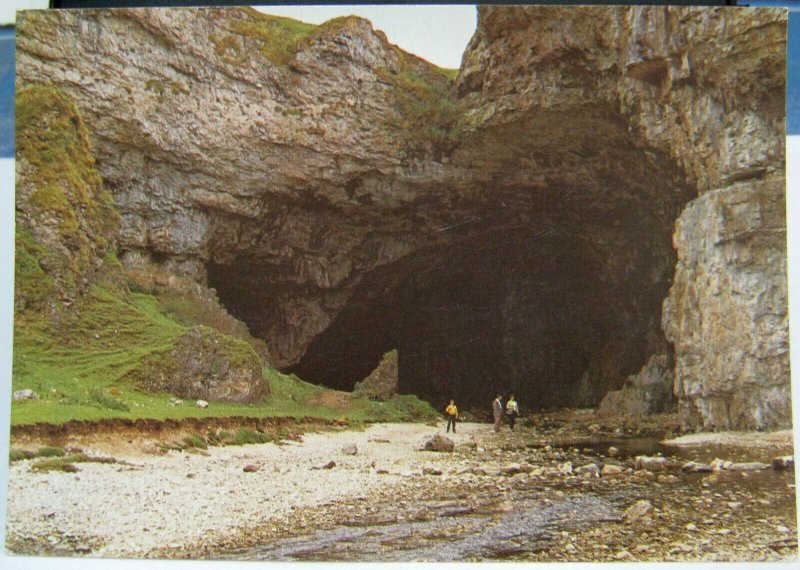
12, 389, 39, 402
624, 500, 653, 522
681, 461, 712, 473
341, 443, 358, 456
602, 464, 624, 476
423, 435, 454, 453
727, 462, 770, 471
195, 400, 209, 409
353, 350, 399, 401
634, 456, 668, 471
12, 389, 39, 401
597, 354, 675, 417
575, 463, 600, 477
772, 456, 794, 471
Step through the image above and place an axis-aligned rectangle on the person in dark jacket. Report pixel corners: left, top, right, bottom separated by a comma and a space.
492, 394, 504, 432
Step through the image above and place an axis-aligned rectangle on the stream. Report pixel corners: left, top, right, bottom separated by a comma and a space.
223, 436, 797, 562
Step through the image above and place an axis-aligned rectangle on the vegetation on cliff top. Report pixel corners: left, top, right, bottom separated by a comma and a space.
210, 8, 461, 156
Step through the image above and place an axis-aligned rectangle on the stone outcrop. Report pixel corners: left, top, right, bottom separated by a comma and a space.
597, 354, 675, 418
663, 175, 789, 429
353, 349, 399, 401
132, 326, 267, 403
15, 6, 788, 428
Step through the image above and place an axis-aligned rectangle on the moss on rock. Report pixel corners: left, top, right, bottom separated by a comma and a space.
15, 85, 119, 309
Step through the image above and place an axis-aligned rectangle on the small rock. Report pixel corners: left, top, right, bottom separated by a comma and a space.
772, 456, 794, 471
588, 424, 601, 433
341, 443, 358, 456
312, 460, 336, 470
565, 543, 576, 553
614, 550, 631, 560
602, 464, 623, 476
195, 400, 209, 409
243, 464, 260, 473
686, 523, 698, 531
657, 474, 678, 483
682, 461, 712, 473
717, 529, 732, 535
423, 435, 454, 453
422, 467, 443, 476
671, 543, 693, 554
635, 455, 668, 471
624, 499, 653, 522
727, 462, 769, 471
502, 463, 522, 475
776, 525, 791, 533
607, 446, 619, 456
12, 389, 38, 401
558, 461, 573, 475
74, 543, 91, 554
727, 501, 741, 509
575, 463, 600, 477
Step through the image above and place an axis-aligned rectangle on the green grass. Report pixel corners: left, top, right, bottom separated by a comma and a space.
377, 52, 462, 156
29, 452, 120, 473
12, 286, 437, 426
12, 84, 438, 430
227, 9, 317, 65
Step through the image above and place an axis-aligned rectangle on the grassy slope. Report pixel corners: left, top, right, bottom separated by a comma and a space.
12, 85, 437, 427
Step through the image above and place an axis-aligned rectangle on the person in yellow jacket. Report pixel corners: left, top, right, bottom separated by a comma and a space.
445, 400, 458, 433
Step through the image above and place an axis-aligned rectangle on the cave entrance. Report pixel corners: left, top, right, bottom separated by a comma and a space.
282, 220, 673, 411
206, 109, 694, 412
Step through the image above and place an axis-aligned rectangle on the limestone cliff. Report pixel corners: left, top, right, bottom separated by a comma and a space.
15, 6, 789, 428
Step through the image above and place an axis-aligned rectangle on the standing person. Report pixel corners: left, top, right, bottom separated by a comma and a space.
445, 399, 458, 433
492, 393, 504, 432
506, 393, 520, 430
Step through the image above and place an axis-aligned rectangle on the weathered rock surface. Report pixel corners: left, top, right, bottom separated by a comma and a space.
134, 327, 267, 403
12, 389, 39, 401
635, 456, 668, 472
353, 349, 399, 401
624, 500, 653, 522
597, 354, 675, 417
423, 435, 455, 453
663, 176, 789, 430
15, 6, 788, 427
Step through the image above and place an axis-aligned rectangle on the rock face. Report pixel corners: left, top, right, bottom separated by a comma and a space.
663, 177, 789, 429
597, 354, 675, 417
15, 6, 788, 428
133, 327, 267, 403
353, 349, 399, 401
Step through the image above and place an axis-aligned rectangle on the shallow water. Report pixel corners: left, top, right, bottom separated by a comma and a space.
224, 436, 796, 562
227, 493, 621, 561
